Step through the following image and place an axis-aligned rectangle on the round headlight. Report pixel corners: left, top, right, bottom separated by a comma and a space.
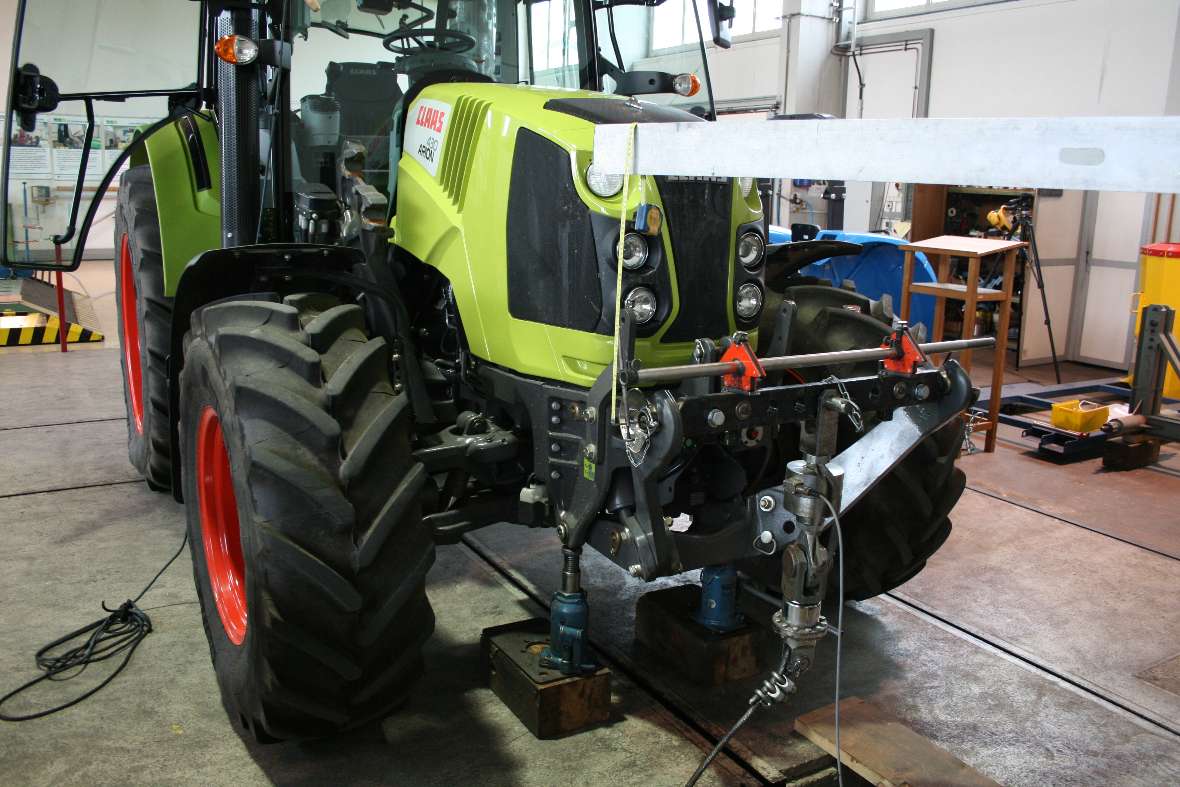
586, 163, 623, 198
735, 282, 763, 320
624, 287, 658, 325
739, 177, 755, 197
621, 232, 649, 270
737, 231, 765, 269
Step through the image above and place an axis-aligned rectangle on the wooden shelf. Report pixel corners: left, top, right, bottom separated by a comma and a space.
899, 233, 1021, 453
910, 282, 1007, 301
947, 186, 1034, 198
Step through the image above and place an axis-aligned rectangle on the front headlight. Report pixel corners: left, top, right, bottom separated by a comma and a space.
735, 282, 763, 320
586, 163, 623, 198
621, 232, 649, 270
739, 177, 755, 197
737, 231, 765, 269
625, 287, 658, 325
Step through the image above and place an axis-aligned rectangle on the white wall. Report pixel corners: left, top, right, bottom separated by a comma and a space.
846, 0, 1180, 368
857, 0, 1177, 118
708, 35, 784, 108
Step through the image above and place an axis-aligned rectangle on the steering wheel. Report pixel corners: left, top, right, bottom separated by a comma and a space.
382, 28, 476, 56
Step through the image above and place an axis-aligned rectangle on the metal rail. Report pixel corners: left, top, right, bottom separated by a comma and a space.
634, 337, 995, 385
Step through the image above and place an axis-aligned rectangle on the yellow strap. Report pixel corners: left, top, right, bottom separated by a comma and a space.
610, 123, 638, 426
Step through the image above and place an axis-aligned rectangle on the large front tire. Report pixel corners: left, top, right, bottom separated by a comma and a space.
113, 165, 172, 490
759, 284, 966, 600
180, 293, 435, 741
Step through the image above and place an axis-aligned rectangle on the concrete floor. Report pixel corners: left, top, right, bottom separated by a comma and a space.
3, 262, 1180, 785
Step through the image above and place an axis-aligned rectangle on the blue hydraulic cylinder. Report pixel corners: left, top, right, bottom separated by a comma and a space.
540, 590, 598, 675
695, 564, 743, 632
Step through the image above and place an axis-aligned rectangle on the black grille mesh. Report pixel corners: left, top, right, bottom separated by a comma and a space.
506, 130, 602, 332
658, 177, 733, 342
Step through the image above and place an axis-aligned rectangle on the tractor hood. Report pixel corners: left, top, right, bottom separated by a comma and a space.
393, 82, 765, 388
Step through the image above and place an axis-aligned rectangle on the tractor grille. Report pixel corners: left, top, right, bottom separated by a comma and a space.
506, 129, 602, 333
439, 96, 490, 210
658, 177, 734, 342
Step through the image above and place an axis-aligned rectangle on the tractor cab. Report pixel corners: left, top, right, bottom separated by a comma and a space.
280, 0, 726, 247
2, 0, 729, 271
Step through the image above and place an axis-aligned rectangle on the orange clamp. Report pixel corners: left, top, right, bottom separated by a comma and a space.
720, 337, 766, 393
880, 327, 926, 375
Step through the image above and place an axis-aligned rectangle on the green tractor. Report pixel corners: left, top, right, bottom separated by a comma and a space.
4, 0, 971, 741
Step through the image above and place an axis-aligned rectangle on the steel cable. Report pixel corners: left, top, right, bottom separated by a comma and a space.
0, 532, 188, 722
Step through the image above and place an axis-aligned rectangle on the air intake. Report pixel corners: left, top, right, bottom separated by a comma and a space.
439, 95, 491, 209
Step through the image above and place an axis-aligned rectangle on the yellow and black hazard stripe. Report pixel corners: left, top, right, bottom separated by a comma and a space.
0, 309, 104, 346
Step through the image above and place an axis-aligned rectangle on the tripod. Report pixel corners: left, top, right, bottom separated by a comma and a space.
992, 199, 1062, 384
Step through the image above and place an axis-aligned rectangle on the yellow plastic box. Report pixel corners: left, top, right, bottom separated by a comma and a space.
1050, 400, 1109, 433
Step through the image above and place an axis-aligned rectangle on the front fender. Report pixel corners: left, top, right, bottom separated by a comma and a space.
142, 113, 221, 296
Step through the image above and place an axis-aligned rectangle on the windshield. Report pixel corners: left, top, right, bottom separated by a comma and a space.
1, 0, 200, 267
288, 0, 506, 201
296, 0, 498, 79
526, 0, 714, 116
287, 0, 713, 199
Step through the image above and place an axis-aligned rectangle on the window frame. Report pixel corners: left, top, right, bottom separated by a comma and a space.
648, 0, 783, 55
866, 0, 1018, 23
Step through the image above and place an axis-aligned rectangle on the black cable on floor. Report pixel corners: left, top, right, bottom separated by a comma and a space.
0, 532, 188, 722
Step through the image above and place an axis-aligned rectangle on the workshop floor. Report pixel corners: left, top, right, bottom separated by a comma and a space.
3, 262, 1180, 786
963, 345, 1118, 388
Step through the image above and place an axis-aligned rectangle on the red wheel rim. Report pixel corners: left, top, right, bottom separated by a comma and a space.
196, 406, 248, 645
119, 233, 144, 434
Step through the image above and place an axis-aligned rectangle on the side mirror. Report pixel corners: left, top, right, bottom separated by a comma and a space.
706, 0, 735, 49
12, 64, 59, 132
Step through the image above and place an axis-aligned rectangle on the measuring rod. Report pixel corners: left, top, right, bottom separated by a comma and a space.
634, 337, 994, 385
593, 116, 1180, 193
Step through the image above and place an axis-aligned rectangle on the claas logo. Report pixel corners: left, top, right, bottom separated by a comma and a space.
415, 105, 446, 133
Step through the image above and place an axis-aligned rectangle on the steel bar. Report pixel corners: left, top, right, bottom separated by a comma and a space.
53, 245, 67, 354
593, 116, 1180, 193
635, 337, 993, 385
1162, 333, 1180, 377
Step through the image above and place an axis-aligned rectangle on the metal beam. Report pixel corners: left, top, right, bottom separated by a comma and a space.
593, 116, 1180, 193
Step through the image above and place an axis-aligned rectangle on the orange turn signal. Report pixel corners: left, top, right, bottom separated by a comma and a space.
214, 34, 259, 65
673, 73, 701, 98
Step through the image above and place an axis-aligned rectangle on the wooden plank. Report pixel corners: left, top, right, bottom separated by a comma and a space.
900, 235, 1027, 258
900, 250, 914, 321
795, 697, 1001, 787
985, 249, 1019, 453
910, 184, 948, 242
